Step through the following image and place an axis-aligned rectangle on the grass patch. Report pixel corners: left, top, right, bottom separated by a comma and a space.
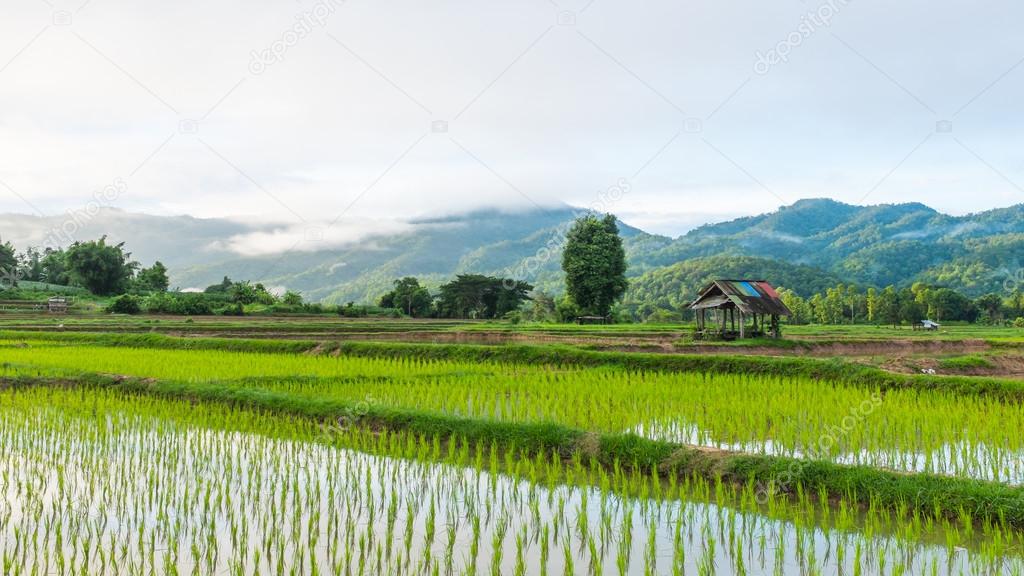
938, 355, 995, 371
6, 372, 1024, 529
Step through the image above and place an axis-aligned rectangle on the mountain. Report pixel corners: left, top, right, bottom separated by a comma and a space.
633, 199, 1024, 295
169, 207, 665, 303
624, 256, 843, 312
4, 198, 1024, 303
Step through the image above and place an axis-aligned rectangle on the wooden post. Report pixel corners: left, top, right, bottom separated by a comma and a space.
739, 311, 745, 339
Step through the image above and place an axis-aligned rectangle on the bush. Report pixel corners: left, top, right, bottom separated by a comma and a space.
144, 293, 215, 315
107, 294, 142, 315
217, 302, 245, 316
1015, 317, 1024, 329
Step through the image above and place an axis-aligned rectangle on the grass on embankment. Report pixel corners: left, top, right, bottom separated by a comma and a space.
5, 373, 1023, 529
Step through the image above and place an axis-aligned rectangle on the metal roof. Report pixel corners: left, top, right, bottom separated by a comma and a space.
688, 279, 793, 316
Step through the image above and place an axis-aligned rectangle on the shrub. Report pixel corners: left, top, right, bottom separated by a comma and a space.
144, 293, 215, 315
107, 294, 142, 315
217, 303, 245, 316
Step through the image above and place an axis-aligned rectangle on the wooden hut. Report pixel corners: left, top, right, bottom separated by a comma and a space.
688, 279, 791, 340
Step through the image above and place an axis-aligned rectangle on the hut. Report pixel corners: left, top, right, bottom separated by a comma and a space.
688, 279, 791, 340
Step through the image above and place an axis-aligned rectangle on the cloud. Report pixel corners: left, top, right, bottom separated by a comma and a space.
209, 218, 416, 256
1, 0, 1023, 237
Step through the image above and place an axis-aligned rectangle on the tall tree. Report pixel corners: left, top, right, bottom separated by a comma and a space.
561, 214, 628, 317
40, 248, 69, 285
65, 237, 137, 296
876, 286, 901, 328
976, 293, 1004, 323
0, 241, 17, 287
135, 261, 170, 292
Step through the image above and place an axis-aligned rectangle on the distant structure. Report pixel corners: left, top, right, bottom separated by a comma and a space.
47, 297, 68, 313
914, 319, 940, 331
688, 279, 791, 339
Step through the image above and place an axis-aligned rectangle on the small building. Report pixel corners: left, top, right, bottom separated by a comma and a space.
47, 297, 68, 313
914, 319, 940, 331
688, 279, 792, 340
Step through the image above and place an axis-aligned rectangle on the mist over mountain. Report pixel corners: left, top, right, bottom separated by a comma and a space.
3, 199, 1024, 303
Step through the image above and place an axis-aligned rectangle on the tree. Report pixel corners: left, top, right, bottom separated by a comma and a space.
379, 277, 433, 317
523, 291, 557, 322
281, 291, 304, 306
135, 261, 170, 292
18, 247, 43, 282
876, 286, 901, 328
107, 294, 142, 315
435, 275, 532, 319
205, 276, 235, 294
0, 241, 17, 287
778, 288, 811, 325
562, 214, 628, 317
976, 293, 1004, 323
898, 288, 925, 325
65, 237, 137, 296
40, 248, 69, 285
866, 287, 878, 323
229, 281, 276, 305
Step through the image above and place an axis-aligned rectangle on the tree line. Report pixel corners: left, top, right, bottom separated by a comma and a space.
777, 283, 1024, 326
1, 237, 168, 295
377, 214, 630, 321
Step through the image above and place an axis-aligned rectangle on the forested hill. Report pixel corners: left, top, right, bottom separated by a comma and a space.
166, 198, 1024, 302
6, 198, 1024, 303
633, 199, 1024, 296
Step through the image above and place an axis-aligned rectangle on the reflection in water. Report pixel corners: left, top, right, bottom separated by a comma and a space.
0, 394, 1020, 575
633, 420, 1024, 485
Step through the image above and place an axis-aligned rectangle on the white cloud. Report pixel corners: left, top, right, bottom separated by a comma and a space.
0, 0, 1022, 244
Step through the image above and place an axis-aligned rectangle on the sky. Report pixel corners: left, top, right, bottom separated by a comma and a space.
1, 0, 1023, 253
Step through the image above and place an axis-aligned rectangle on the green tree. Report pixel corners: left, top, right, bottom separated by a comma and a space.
866, 287, 878, 323
18, 247, 43, 282
562, 214, 628, 317
435, 275, 531, 319
523, 291, 557, 322
899, 288, 925, 325
135, 261, 170, 292
876, 286, 901, 328
65, 237, 137, 296
0, 241, 17, 287
230, 281, 276, 305
778, 288, 811, 325
976, 293, 1004, 324
281, 291, 304, 306
107, 294, 142, 315
379, 277, 433, 317
40, 248, 69, 285
205, 276, 234, 294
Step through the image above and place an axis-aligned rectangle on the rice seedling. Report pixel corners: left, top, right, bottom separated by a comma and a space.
4, 341, 1024, 483
0, 385, 1022, 574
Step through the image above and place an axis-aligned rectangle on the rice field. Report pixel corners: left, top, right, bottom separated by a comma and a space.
2, 386, 1022, 576
3, 341, 1024, 483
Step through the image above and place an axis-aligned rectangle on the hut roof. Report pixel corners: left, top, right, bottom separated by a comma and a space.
688, 279, 792, 316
